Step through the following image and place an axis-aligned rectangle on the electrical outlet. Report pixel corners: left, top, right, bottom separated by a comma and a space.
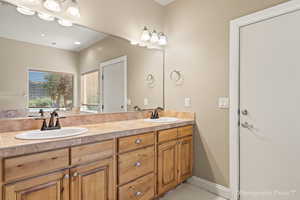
184, 97, 191, 107
144, 98, 149, 106
218, 97, 229, 109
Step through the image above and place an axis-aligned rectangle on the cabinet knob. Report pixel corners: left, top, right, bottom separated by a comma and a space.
134, 191, 143, 196
134, 162, 142, 167
73, 172, 79, 177
135, 139, 142, 144
64, 174, 69, 179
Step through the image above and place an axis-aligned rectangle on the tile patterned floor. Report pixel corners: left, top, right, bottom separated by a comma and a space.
160, 183, 227, 200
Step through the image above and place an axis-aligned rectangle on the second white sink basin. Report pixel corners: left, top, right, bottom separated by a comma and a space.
144, 117, 179, 123
16, 127, 88, 140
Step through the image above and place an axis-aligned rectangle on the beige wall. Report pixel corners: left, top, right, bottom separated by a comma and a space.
164, 0, 289, 187
0, 37, 79, 110
79, 36, 164, 110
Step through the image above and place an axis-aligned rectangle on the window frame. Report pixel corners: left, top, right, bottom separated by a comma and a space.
80, 69, 100, 112
27, 69, 75, 110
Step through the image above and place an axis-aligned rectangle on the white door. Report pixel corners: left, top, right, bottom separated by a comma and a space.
239, 10, 300, 200
101, 56, 127, 113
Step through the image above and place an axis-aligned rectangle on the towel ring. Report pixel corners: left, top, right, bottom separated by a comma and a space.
146, 74, 155, 88
170, 70, 182, 82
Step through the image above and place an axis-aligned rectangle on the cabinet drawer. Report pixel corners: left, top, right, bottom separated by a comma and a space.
178, 125, 193, 138
118, 132, 154, 153
71, 140, 113, 165
118, 146, 154, 185
4, 148, 69, 182
158, 128, 178, 143
118, 173, 155, 200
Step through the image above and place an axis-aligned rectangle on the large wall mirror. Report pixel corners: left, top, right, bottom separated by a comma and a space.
0, 2, 164, 118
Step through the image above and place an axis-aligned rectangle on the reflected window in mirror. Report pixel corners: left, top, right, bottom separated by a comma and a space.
80, 71, 100, 113
28, 70, 74, 112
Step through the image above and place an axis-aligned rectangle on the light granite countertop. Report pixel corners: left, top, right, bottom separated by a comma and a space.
0, 118, 194, 158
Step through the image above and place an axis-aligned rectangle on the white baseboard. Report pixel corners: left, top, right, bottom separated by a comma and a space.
187, 176, 232, 199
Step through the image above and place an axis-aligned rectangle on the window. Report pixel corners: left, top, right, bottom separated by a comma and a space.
81, 71, 99, 112
28, 70, 74, 111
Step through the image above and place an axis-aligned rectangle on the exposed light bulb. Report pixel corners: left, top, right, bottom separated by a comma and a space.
58, 19, 73, 27
43, 0, 61, 12
67, 6, 80, 18
150, 30, 159, 43
16, 6, 35, 15
38, 12, 55, 21
141, 26, 151, 42
67, 0, 80, 18
158, 33, 167, 46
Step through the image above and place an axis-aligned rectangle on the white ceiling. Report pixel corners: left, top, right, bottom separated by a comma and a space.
154, 0, 176, 6
0, 3, 107, 52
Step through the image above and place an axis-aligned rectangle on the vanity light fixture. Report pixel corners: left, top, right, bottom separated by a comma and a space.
141, 26, 151, 42
158, 33, 167, 46
150, 30, 159, 43
138, 26, 168, 47
16, 6, 35, 16
58, 19, 73, 27
43, 0, 62, 12
67, 0, 80, 18
38, 12, 55, 21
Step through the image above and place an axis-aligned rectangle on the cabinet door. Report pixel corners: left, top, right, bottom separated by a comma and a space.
178, 136, 193, 183
157, 140, 178, 196
4, 169, 69, 200
70, 158, 114, 200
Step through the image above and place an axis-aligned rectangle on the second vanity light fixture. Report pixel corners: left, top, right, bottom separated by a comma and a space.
16, 0, 81, 27
140, 26, 168, 46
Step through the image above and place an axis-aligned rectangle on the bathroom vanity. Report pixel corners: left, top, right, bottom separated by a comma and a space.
0, 117, 194, 200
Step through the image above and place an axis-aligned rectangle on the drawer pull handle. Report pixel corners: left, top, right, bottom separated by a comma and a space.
134, 162, 142, 167
135, 139, 142, 144
135, 191, 143, 196
73, 172, 79, 177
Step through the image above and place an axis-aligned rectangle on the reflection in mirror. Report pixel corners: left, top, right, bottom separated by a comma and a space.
0, 2, 164, 118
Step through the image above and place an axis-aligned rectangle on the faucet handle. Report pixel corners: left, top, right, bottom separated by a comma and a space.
39, 109, 44, 117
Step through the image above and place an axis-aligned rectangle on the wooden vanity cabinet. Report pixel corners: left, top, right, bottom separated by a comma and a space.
157, 126, 193, 196
4, 169, 70, 200
70, 158, 114, 200
157, 140, 178, 195
0, 125, 193, 200
178, 136, 193, 183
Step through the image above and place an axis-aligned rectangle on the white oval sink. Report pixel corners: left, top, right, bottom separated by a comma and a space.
16, 127, 88, 140
144, 117, 179, 123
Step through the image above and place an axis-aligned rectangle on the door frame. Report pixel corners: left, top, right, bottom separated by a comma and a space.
229, 1, 300, 199
100, 56, 127, 112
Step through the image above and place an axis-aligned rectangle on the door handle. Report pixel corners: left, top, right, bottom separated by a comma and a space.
241, 122, 254, 129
